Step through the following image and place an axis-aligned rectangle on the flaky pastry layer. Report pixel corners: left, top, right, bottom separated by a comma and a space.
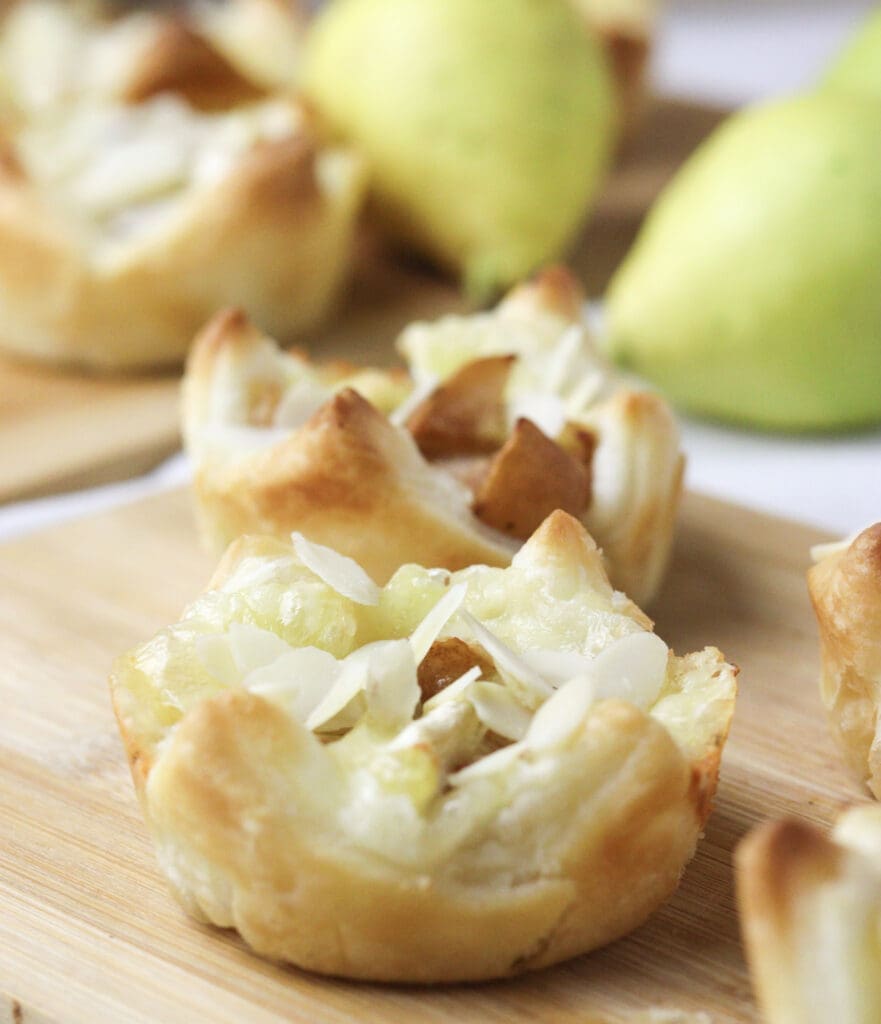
808, 523, 881, 798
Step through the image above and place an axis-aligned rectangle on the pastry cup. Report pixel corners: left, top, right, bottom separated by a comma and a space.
110, 510, 737, 982
0, 2, 364, 369
183, 267, 684, 604
808, 523, 881, 798
737, 805, 881, 1024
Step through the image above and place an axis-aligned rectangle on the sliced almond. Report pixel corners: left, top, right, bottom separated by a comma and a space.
473, 418, 591, 541
422, 665, 483, 712
405, 355, 515, 459
468, 681, 532, 741
524, 673, 595, 752
291, 531, 380, 606
409, 583, 468, 666
460, 611, 553, 710
245, 646, 342, 723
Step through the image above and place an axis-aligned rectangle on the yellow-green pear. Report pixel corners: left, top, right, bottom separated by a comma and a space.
823, 7, 881, 99
605, 92, 881, 432
301, 0, 614, 298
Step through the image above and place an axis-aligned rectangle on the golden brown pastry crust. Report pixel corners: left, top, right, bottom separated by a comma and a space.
191, 386, 516, 582
148, 692, 704, 981
738, 817, 842, 1023
0, 2, 365, 369
737, 807, 881, 1024
808, 523, 881, 798
110, 511, 737, 982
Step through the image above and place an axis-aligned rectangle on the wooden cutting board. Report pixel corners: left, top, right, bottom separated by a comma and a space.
0, 100, 726, 505
0, 487, 864, 1024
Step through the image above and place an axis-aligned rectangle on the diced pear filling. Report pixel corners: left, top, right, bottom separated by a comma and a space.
121, 532, 731, 872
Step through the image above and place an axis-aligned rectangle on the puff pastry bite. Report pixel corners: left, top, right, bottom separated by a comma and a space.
737, 805, 881, 1024
110, 510, 737, 982
183, 267, 684, 605
0, 0, 364, 369
808, 524, 881, 798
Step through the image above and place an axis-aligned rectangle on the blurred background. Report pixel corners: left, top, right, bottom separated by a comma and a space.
0, 0, 879, 538
636, 0, 880, 532
656, 1, 875, 107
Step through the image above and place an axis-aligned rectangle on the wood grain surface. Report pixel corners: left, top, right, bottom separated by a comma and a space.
0, 99, 726, 506
0, 487, 865, 1024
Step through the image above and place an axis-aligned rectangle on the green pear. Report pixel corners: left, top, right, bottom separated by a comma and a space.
605, 92, 881, 432
823, 8, 881, 99
301, 0, 614, 298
